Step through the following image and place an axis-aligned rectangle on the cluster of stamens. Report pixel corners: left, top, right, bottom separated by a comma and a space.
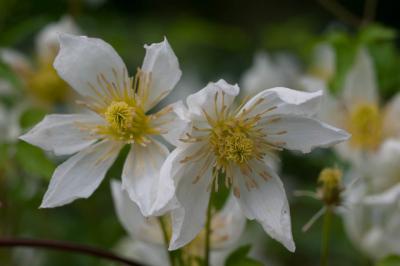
347, 102, 382, 151
76, 67, 171, 145
180, 91, 288, 197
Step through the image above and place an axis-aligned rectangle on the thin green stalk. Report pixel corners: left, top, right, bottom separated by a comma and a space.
158, 217, 175, 266
320, 207, 333, 266
204, 187, 215, 266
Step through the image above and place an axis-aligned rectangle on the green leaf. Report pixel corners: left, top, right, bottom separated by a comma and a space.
359, 24, 397, 44
19, 107, 47, 130
224, 245, 264, 266
15, 141, 55, 179
376, 255, 400, 266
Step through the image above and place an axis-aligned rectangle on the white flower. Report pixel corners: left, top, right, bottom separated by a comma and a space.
343, 152, 400, 259
306, 47, 400, 169
111, 180, 246, 266
241, 52, 300, 97
35, 16, 81, 60
20, 34, 186, 215
0, 16, 80, 106
153, 80, 350, 252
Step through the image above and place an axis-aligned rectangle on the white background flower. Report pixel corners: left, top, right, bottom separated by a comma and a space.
111, 180, 246, 266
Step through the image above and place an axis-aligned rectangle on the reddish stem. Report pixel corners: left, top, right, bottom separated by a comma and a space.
0, 237, 142, 266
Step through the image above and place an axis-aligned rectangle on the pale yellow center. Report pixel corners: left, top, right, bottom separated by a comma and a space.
100, 100, 156, 144
27, 58, 70, 104
210, 122, 255, 166
348, 103, 382, 150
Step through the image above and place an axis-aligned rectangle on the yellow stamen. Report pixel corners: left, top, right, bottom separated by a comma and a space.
348, 103, 382, 150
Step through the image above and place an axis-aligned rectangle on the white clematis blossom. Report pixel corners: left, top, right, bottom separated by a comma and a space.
111, 180, 246, 266
310, 47, 400, 168
343, 140, 400, 259
153, 79, 350, 252
20, 34, 185, 215
0, 16, 80, 106
241, 52, 300, 97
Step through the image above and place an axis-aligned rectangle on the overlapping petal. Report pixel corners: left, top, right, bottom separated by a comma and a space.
264, 115, 350, 153
40, 140, 121, 208
19, 113, 102, 156
239, 87, 323, 119
342, 47, 378, 106
111, 180, 164, 244
235, 163, 295, 252
54, 34, 129, 100
121, 139, 169, 216
141, 38, 182, 111
186, 79, 239, 120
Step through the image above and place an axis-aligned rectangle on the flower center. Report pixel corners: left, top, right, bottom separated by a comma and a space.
27, 59, 70, 104
348, 103, 382, 150
210, 123, 254, 165
100, 100, 156, 144
105, 101, 134, 131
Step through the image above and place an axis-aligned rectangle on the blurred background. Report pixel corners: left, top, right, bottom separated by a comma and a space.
0, 0, 399, 265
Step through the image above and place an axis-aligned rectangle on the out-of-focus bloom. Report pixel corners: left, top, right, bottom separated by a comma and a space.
343, 140, 400, 259
301, 43, 336, 90
153, 80, 350, 252
111, 180, 246, 266
0, 16, 80, 106
20, 34, 185, 214
241, 52, 300, 97
310, 47, 400, 168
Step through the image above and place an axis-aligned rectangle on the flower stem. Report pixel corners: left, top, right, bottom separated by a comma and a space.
204, 188, 214, 266
0, 237, 141, 266
158, 217, 175, 266
320, 208, 333, 266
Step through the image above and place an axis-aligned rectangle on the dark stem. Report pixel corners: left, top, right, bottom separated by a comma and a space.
0, 238, 142, 266
316, 0, 363, 28
363, 0, 378, 25
320, 208, 333, 266
204, 186, 214, 266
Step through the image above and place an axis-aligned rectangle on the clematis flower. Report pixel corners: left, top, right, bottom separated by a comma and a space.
343, 140, 400, 259
308, 47, 400, 168
111, 180, 246, 266
153, 79, 350, 251
0, 16, 80, 106
19, 34, 185, 215
241, 52, 300, 97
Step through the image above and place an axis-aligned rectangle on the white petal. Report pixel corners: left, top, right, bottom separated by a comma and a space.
311, 43, 335, 81
236, 163, 295, 252
240, 52, 288, 97
364, 184, 400, 205
19, 113, 101, 156
152, 101, 190, 146
169, 164, 213, 250
110, 180, 163, 244
342, 48, 378, 105
54, 34, 129, 100
40, 140, 121, 208
187, 79, 239, 120
0, 48, 32, 75
36, 16, 80, 59
368, 139, 400, 193
239, 87, 323, 120
383, 92, 400, 138
211, 194, 246, 249
114, 237, 169, 266
141, 38, 182, 110
265, 115, 350, 153
122, 139, 169, 217
151, 142, 207, 215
